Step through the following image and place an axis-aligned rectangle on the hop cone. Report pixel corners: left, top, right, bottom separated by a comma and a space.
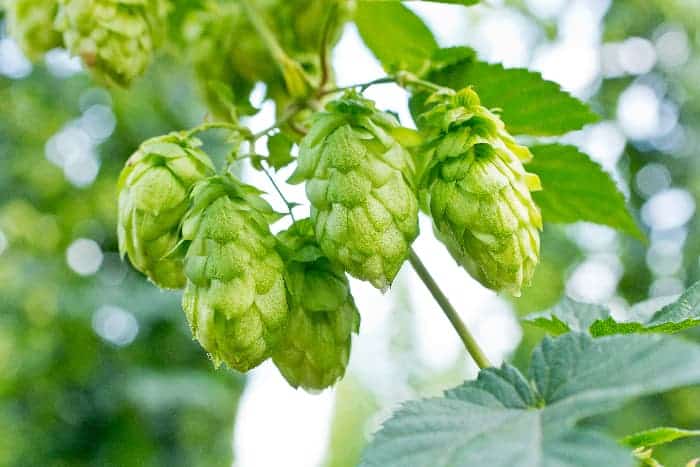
181, 176, 288, 372
290, 92, 419, 290
117, 133, 214, 289
420, 88, 542, 296
55, 0, 164, 86
5, 0, 63, 60
273, 219, 360, 391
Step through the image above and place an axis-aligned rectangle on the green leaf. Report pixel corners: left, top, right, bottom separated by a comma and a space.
362, 333, 700, 467
266, 133, 295, 170
527, 144, 644, 240
354, 2, 438, 75
525, 281, 700, 336
524, 298, 609, 336
419, 53, 598, 135
643, 280, 700, 331
622, 427, 700, 449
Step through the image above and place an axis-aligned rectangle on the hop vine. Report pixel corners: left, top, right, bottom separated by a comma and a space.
15, 0, 550, 389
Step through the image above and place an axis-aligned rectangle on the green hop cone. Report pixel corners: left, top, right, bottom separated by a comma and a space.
273, 219, 360, 391
5, 0, 63, 60
117, 133, 214, 289
289, 92, 419, 290
419, 87, 543, 296
181, 175, 288, 372
55, 0, 165, 86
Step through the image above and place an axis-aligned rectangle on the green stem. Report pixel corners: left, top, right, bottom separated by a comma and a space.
184, 121, 245, 138
397, 71, 452, 94
318, 73, 449, 98
318, 77, 398, 96
408, 248, 492, 369
240, 0, 310, 97
239, 0, 288, 66
260, 161, 296, 223
252, 102, 305, 140
318, 3, 339, 91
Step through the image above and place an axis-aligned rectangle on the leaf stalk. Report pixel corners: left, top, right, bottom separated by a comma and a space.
408, 248, 492, 369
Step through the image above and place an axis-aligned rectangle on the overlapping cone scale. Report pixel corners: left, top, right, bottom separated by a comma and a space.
273, 220, 360, 391
6, 0, 63, 60
55, 0, 165, 86
290, 92, 419, 290
420, 88, 542, 296
117, 133, 214, 289
181, 176, 288, 373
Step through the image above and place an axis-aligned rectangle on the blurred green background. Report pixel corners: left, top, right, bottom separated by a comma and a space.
1, 0, 700, 465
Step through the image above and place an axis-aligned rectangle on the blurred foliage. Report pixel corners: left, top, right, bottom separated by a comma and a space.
0, 58, 242, 466
510, 0, 700, 464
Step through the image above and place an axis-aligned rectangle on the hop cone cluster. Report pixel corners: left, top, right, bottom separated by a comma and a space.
181, 176, 288, 372
290, 92, 419, 290
419, 88, 542, 296
5, 0, 63, 60
117, 133, 214, 289
273, 220, 360, 391
55, 0, 164, 86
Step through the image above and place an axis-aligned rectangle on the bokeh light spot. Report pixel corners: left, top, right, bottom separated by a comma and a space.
641, 188, 695, 231
92, 305, 139, 346
66, 238, 104, 276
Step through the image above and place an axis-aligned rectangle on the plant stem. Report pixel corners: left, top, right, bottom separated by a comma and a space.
397, 71, 452, 94
184, 121, 246, 138
408, 248, 492, 369
260, 161, 297, 222
317, 3, 339, 91
252, 102, 305, 140
318, 73, 449, 98
318, 77, 398, 96
239, 0, 288, 66
240, 0, 310, 97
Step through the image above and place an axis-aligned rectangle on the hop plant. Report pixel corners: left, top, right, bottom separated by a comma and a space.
117, 133, 214, 289
419, 88, 542, 296
182, 3, 260, 121
5, 0, 63, 60
181, 175, 288, 372
289, 92, 419, 290
55, 0, 165, 86
180, 0, 350, 123
273, 219, 360, 391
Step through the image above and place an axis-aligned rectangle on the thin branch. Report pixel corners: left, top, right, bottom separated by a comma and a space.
260, 161, 297, 223
396, 71, 452, 94
252, 102, 305, 140
239, 0, 288, 66
183, 121, 245, 139
318, 3, 339, 92
408, 248, 492, 370
318, 77, 398, 97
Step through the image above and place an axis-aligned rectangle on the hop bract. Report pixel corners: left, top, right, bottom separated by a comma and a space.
181, 176, 288, 372
117, 133, 214, 289
290, 92, 419, 290
273, 220, 360, 391
55, 0, 164, 86
419, 88, 542, 296
6, 0, 63, 60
